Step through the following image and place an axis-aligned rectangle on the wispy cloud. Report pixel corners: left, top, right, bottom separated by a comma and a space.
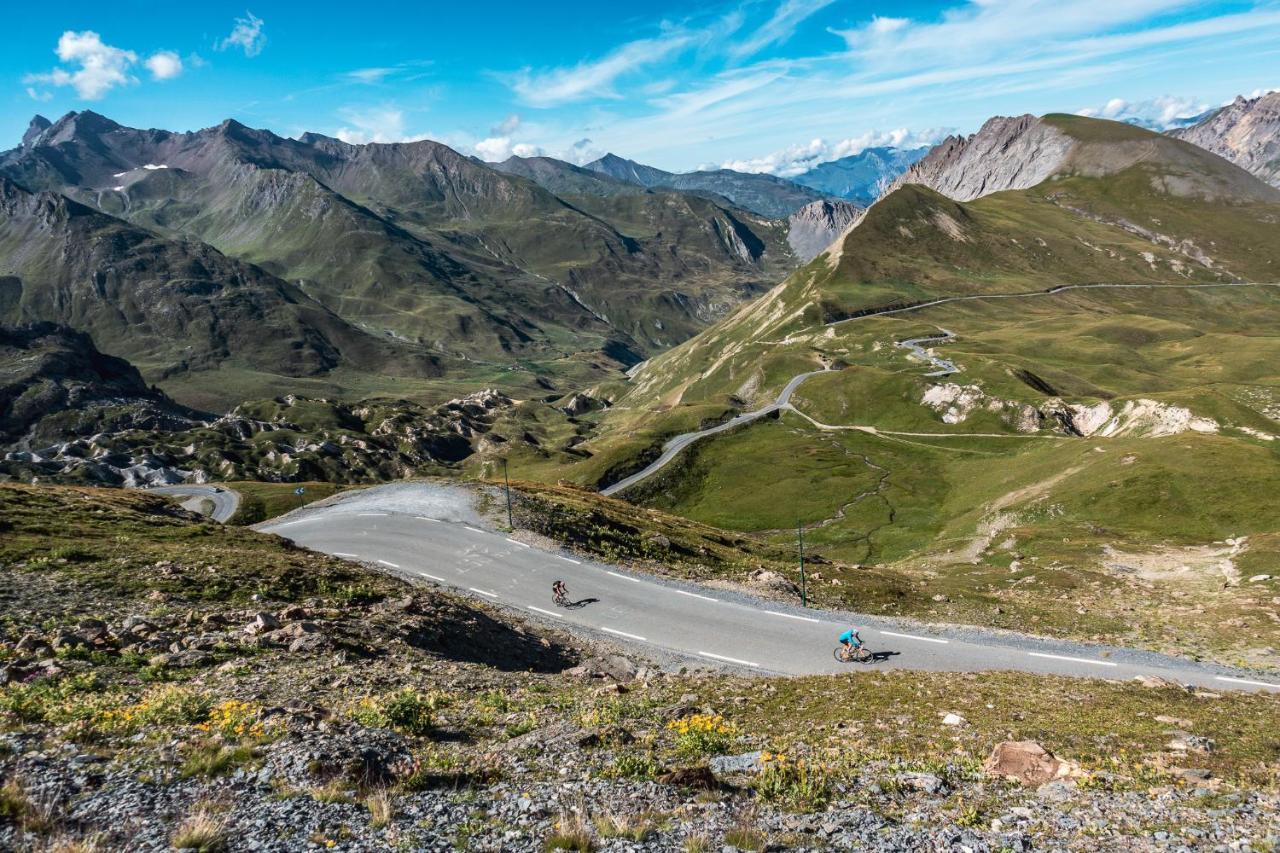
23, 30, 138, 100
345, 67, 396, 83
218, 12, 266, 57
511, 33, 693, 107
728, 0, 836, 60
334, 106, 411, 143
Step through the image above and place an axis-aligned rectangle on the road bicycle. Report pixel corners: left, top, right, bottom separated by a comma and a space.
833, 644, 874, 664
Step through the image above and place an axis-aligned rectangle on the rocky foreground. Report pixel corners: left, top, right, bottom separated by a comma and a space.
2, 484, 1279, 851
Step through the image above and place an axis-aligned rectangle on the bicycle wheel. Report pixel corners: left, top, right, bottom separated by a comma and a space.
833, 646, 849, 663
855, 647, 874, 664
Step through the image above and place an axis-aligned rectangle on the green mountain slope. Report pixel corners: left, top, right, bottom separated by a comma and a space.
2, 112, 798, 373
547, 116, 1280, 662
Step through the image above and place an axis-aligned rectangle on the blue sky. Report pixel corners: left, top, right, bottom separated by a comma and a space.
5, 1, 1279, 174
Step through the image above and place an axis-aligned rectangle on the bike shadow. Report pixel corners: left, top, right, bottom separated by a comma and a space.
870, 650, 900, 663
565, 597, 599, 609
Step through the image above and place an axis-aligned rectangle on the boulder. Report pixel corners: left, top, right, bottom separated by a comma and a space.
709, 751, 764, 777
984, 741, 1069, 785
749, 569, 800, 597
564, 654, 637, 682
656, 766, 717, 788
246, 612, 281, 634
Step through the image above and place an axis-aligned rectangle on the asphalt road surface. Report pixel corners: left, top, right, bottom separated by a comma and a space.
148, 484, 241, 522
247, 483, 1280, 694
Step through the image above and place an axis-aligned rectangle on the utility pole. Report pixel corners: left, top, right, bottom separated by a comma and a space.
797, 520, 807, 607
502, 457, 513, 529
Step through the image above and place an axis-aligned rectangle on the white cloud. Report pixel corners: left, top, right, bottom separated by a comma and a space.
491, 114, 522, 135
1246, 87, 1279, 100
26, 87, 53, 102
1076, 93, 1210, 129
511, 34, 692, 107
145, 51, 183, 81
729, 0, 836, 60
218, 12, 266, 57
721, 127, 950, 176
335, 107, 409, 144
23, 30, 138, 100
475, 136, 545, 161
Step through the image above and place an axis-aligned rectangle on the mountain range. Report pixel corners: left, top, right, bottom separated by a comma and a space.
1, 111, 824, 407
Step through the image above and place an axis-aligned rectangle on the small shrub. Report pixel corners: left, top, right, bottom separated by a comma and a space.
723, 825, 766, 852
170, 807, 227, 852
194, 699, 265, 740
683, 834, 712, 853
754, 752, 831, 812
365, 790, 395, 828
310, 781, 356, 804
545, 802, 595, 852
180, 743, 258, 779
609, 751, 660, 780
504, 713, 538, 739
667, 713, 738, 758
352, 689, 438, 736
594, 811, 660, 841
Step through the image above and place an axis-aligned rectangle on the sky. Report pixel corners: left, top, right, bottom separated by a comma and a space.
4, 1, 1279, 175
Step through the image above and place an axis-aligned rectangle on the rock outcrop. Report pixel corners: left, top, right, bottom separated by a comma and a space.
889, 115, 1074, 201
786, 199, 863, 262
1173, 92, 1280, 188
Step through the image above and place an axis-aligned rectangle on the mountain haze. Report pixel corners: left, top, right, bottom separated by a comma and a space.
792, 146, 929, 204
582, 152, 832, 218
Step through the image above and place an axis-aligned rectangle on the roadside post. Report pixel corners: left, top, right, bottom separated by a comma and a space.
502, 458, 513, 529
294, 485, 305, 509
798, 520, 807, 607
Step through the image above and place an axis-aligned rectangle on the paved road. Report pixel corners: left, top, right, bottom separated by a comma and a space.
250, 484, 1280, 693
602, 368, 830, 496
148, 484, 240, 522
896, 329, 958, 377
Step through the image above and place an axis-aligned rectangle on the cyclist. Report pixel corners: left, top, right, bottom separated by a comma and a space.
838, 627, 864, 659
552, 579, 568, 605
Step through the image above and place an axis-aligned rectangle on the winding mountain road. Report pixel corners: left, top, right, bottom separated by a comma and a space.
148, 484, 241, 522
239, 483, 1279, 692
603, 281, 1280, 496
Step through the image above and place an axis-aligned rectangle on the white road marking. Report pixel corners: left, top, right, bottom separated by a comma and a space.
506, 538, 530, 548
270, 519, 307, 528
557, 555, 581, 564
332, 552, 359, 558
1215, 675, 1280, 689
415, 516, 441, 523
881, 630, 950, 645
606, 571, 641, 583
698, 651, 760, 668
357, 512, 387, 517
602, 627, 646, 641
469, 587, 498, 598
465, 526, 485, 534
419, 573, 446, 582
1028, 652, 1117, 667
673, 589, 718, 602
376, 559, 400, 569
764, 610, 820, 624
527, 605, 561, 618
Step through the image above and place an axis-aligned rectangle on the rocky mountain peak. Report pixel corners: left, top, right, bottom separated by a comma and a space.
21, 115, 51, 149
889, 114, 1073, 202
1172, 91, 1280, 188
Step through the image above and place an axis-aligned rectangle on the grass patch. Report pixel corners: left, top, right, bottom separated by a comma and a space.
229, 481, 346, 525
